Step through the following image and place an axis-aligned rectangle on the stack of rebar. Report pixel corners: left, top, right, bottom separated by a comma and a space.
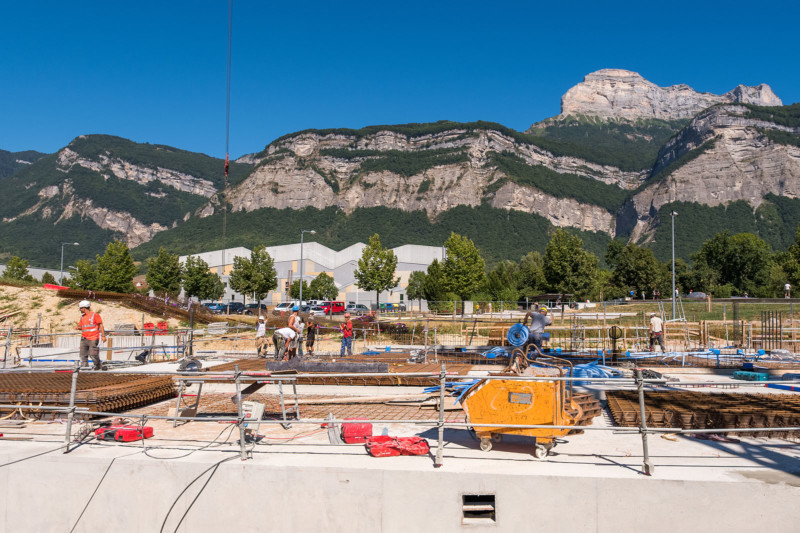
0, 372, 176, 417
607, 390, 800, 437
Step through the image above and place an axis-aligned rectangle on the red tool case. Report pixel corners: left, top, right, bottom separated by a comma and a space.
341, 417, 373, 443
94, 425, 154, 442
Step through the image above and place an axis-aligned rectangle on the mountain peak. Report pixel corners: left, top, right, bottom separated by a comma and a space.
560, 69, 782, 120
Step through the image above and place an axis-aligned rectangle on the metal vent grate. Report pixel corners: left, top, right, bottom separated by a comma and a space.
462, 494, 496, 524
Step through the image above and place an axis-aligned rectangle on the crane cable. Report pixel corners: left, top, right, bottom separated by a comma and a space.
221, 0, 233, 273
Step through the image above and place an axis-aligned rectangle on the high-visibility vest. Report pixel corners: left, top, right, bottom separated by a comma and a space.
79, 312, 102, 340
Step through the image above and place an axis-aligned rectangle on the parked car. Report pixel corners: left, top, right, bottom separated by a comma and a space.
686, 292, 707, 300
319, 301, 346, 314
223, 302, 246, 314
243, 303, 268, 315
308, 305, 327, 313
203, 302, 225, 314
345, 303, 369, 316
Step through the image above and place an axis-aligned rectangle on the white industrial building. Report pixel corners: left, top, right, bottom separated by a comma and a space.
180, 242, 444, 308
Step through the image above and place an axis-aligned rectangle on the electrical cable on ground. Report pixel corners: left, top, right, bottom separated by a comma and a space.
140, 421, 237, 460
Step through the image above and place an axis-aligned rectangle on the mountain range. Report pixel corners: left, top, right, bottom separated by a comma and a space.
2, 69, 799, 268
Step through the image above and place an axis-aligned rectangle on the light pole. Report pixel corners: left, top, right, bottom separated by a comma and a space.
299, 229, 316, 305
670, 211, 678, 320
59, 242, 79, 285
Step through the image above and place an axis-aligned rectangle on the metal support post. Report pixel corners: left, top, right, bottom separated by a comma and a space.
434, 363, 446, 468
2, 325, 12, 369
63, 362, 80, 453
292, 380, 300, 419
277, 381, 291, 429
234, 365, 249, 460
635, 368, 653, 475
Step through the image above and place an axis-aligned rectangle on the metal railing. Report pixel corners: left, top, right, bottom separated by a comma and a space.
1, 363, 800, 476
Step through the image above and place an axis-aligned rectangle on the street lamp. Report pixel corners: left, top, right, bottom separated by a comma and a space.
670, 211, 678, 320
59, 242, 79, 285
299, 229, 316, 305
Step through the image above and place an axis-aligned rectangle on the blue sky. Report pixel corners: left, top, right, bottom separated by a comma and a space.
3, 0, 798, 159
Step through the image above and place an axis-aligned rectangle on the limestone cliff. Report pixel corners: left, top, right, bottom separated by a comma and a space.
628, 104, 800, 242
561, 69, 782, 121
202, 127, 635, 234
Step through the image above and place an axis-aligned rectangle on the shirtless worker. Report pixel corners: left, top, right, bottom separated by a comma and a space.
76, 300, 106, 370
521, 306, 551, 358
305, 311, 318, 356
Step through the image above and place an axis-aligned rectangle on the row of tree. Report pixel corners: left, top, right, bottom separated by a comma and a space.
4, 225, 800, 305
403, 226, 800, 307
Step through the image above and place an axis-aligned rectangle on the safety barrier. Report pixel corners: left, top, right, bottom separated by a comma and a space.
1, 363, 800, 476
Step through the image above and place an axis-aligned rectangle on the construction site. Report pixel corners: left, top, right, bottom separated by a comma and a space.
1, 284, 800, 532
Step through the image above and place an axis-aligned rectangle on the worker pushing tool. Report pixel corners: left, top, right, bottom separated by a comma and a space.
76, 300, 106, 370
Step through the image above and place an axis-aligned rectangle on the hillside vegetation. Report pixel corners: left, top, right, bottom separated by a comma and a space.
132, 205, 612, 267
527, 115, 688, 172
648, 195, 800, 262
0, 148, 47, 179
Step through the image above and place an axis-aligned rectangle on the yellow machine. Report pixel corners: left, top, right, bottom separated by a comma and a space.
461, 356, 582, 459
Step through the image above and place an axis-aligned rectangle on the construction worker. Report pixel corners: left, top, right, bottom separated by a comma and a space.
288, 305, 302, 357
522, 306, 551, 357
255, 315, 268, 358
76, 300, 106, 370
272, 327, 297, 361
340, 312, 353, 357
305, 311, 318, 356
649, 312, 666, 352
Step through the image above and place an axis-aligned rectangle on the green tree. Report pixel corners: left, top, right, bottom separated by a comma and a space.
3, 256, 34, 282
517, 251, 547, 299
68, 259, 99, 290
441, 232, 486, 309
41, 272, 57, 285
145, 247, 183, 297
405, 271, 427, 311
307, 272, 338, 301
543, 229, 598, 298
611, 243, 668, 297
290, 279, 310, 300
353, 233, 399, 313
692, 232, 773, 296
96, 240, 137, 293
183, 256, 225, 301
422, 259, 447, 311
484, 260, 518, 302
229, 246, 278, 303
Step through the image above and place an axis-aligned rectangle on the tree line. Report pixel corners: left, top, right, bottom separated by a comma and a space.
4, 224, 800, 304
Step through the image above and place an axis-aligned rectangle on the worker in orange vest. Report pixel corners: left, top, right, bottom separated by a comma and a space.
76, 300, 106, 370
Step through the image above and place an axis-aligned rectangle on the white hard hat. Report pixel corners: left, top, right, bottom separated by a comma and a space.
258, 315, 265, 320
78, 300, 91, 309
650, 312, 656, 316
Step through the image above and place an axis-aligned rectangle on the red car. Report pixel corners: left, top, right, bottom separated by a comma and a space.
320, 301, 346, 314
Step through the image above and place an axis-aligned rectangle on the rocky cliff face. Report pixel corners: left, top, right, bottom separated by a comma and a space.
561, 69, 782, 120
628, 104, 800, 242
58, 147, 217, 197
201, 127, 634, 234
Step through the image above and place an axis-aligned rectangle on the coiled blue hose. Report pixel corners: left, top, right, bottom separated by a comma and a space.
506, 323, 529, 346
570, 361, 622, 385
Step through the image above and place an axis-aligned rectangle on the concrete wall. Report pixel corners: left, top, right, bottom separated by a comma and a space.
0, 449, 797, 532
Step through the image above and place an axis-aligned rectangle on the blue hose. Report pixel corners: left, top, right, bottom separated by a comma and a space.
507, 323, 529, 346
